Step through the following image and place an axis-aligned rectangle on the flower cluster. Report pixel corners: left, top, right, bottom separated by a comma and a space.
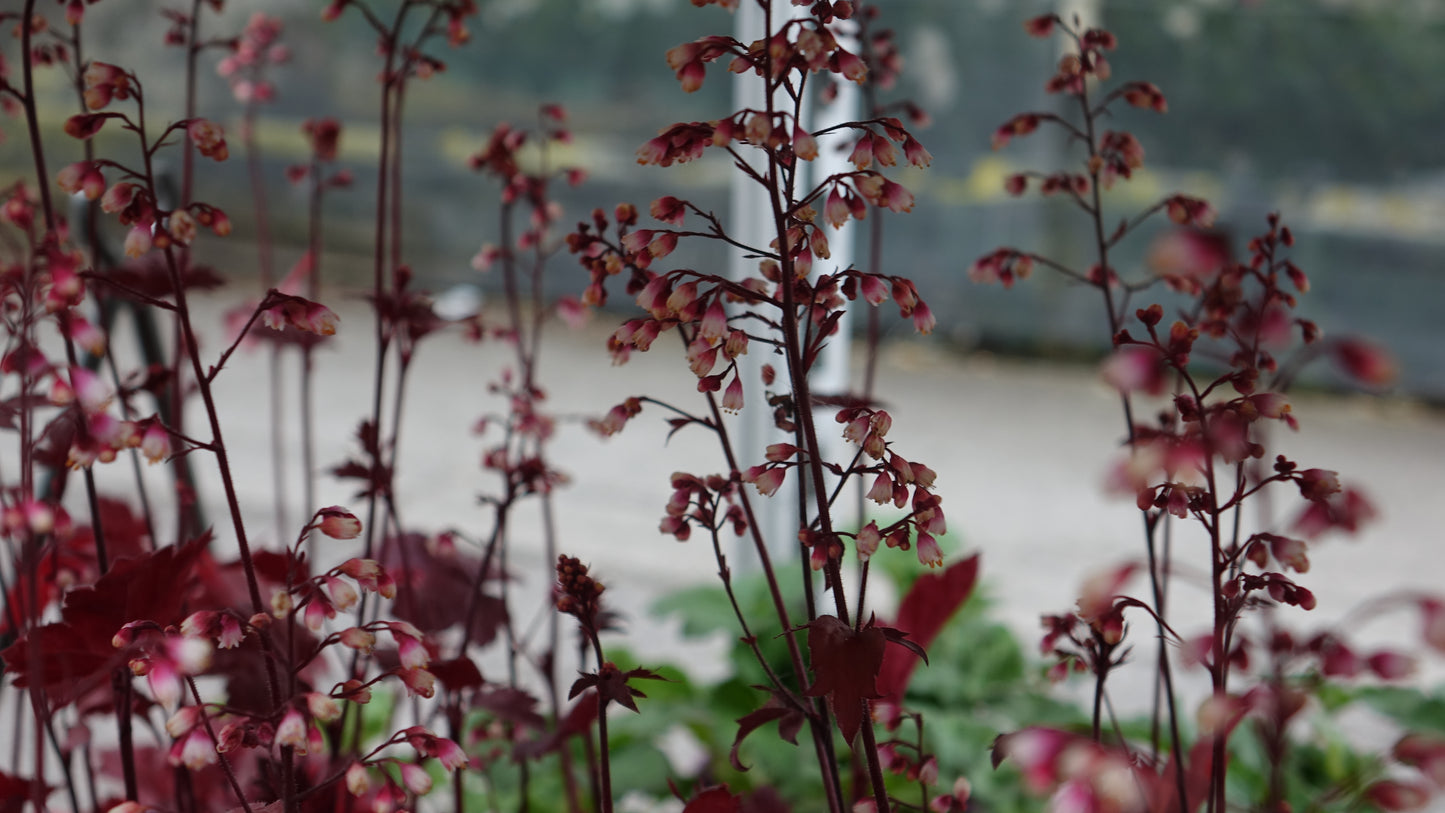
216, 13, 289, 103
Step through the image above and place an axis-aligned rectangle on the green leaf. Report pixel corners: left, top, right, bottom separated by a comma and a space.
1354, 685, 1445, 734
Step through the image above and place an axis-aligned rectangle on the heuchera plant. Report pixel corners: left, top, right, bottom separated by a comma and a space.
980, 13, 1442, 813
569, 1, 980, 809
0, 1, 1436, 812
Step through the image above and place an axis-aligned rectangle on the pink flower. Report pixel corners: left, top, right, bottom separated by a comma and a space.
398, 634, 430, 670
848, 136, 874, 170
187, 119, 229, 161
102, 182, 137, 214
1296, 468, 1341, 502
217, 614, 243, 648
793, 127, 818, 161
326, 576, 359, 611
171, 729, 217, 771
1364, 781, 1431, 812
63, 366, 113, 415
433, 736, 468, 771
903, 136, 932, 168
911, 302, 936, 335
721, 375, 744, 413
1422, 600, 1445, 654
916, 532, 943, 568
1331, 337, 1397, 388
698, 299, 728, 342
345, 762, 372, 796
1164, 194, 1214, 227
833, 48, 867, 83
165, 706, 201, 739
856, 522, 882, 562
57, 161, 106, 200
1101, 347, 1166, 395
316, 506, 362, 539
340, 627, 377, 653
303, 118, 342, 161
866, 472, 893, 504
1076, 564, 1137, 623
276, 708, 308, 752
876, 179, 914, 213
140, 421, 170, 464
123, 225, 152, 258
686, 339, 718, 377
648, 231, 678, 259
649, 195, 687, 225
1367, 651, 1417, 681
401, 763, 433, 795
82, 62, 131, 110
824, 187, 852, 229
992, 113, 1040, 151
263, 295, 340, 336
1146, 229, 1229, 294
167, 210, 197, 246
1122, 81, 1168, 113
744, 465, 785, 497
399, 667, 436, 698
1024, 14, 1057, 38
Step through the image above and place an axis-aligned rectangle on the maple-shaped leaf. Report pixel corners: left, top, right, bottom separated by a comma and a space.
0, 496, 152, 635
108, 256, 226, 299
568, 662, 668, 713
803, 615, 885, 743
0, 394, 48, 431
877, 553, 979, 704
682, 785, 741, 813
0, 770, 47, 813
3, 537, 209, 705
380, 535, 508, 646
472, 685, 545, 729
514, 692, 597, 760
429, 656, 484, 693
729, 691, 804, 771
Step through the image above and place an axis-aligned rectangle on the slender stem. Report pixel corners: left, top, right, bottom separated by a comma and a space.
114, 674, 138, 799
160, 244, 281, 709
301, 155, 325, 549
180, 0, 202, 207
186, 678, 254, 813
589, 635, 614, 813
243, 96, 290, 538
1078, 52, 1187, 807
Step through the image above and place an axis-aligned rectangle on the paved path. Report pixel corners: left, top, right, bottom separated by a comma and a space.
131, 292, 1445, 725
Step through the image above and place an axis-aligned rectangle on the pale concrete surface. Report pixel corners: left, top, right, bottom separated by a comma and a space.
101, 290, 1445, 717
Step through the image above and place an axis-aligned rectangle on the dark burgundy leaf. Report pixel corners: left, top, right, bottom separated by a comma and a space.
569, 663, 666, 713
250, 549, 306, 584
429, 657, 484, 692
32, 411, 78, 470
0, 394, 48, 430
514, 693, 597, 760
107, 257, 225, 300
739, 787, 791, 813
682, 785, 741, 813
472, 685, 545, 729
877, 554, 979, 703
3, 537, 208, 705
803, 615, 885, 743
0, 770, 49, 813
878, 626, 927, 664
380, 536, 507, 646
729, 694, 804, 771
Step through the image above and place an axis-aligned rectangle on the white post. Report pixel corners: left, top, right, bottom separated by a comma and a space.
728, 4, 856, 569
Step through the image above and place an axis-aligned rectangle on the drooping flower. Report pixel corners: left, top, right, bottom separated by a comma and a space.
315, 506, 362, 539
